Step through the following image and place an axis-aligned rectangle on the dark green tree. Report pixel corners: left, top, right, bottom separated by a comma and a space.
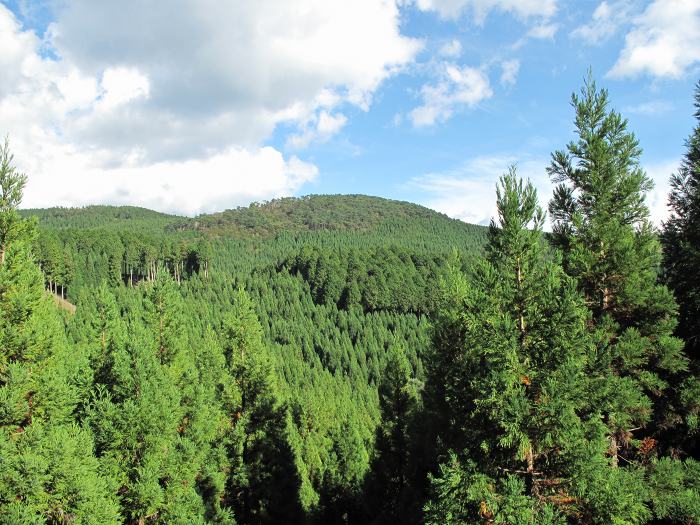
196, 238, 212, 280
546, 75, 700, 524
222, 289, 302, 524
661, 81, 700, 457
663, 81, 700, 359
0, 138, 29, 267
365, 343, 421, 524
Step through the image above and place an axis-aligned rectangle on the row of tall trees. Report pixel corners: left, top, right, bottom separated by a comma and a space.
34, 229, 213, 300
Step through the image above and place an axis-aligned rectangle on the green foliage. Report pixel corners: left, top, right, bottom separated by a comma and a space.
425, 455, 566, 525
365, 343, 422, 524
548, 74, 688, 452
664, 82, 700, 358
0, 138, 32, 269
179, 194, 484, 241
662, 81, 700, 456
222, 289, 302, 524
3, 75, 700, 525
20, 205, 181, 232
425, 170, 611, 523
0, 144, 117, 523
423, 73, 700, 523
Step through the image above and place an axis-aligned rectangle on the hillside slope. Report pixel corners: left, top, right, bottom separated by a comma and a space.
20, 205, 183, 232
178, 194, 470, 236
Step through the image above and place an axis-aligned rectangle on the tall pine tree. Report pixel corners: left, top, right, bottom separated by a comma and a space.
548, 74, 687, 454
0, 140, 120, 524
425, 170, 618, 524
365, 343, 421, 524
546, 75, 699, 524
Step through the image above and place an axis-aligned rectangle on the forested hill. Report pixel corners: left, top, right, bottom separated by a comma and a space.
20, 204, 182, 232
22, 195, 486, 246
177, 194, 484, 240
11, 192, 489, 522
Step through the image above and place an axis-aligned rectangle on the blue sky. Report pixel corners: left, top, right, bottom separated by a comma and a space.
2, 0, 699, 224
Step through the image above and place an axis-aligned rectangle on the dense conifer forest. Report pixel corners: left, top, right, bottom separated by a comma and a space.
2, 78, 700, 524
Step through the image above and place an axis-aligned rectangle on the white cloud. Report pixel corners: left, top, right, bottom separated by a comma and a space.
511, 21, 558, 49
47, 0, 421, 158
439, 39, 462, 57
411, 155, 675, 227
0, 1, 421, 214
409, 64, 492, 126
500, 59, 520, 86
608, 0, 700, 79
97, 67, 150, 111
644, 159, 677, 226
20, 144, 318, 216
526, 23, 558, 40
287, 111, 348, 149
415, 0, 557, 23
571, 1, 632, 45
410, 155, 551, 224
622, 100, 674, 115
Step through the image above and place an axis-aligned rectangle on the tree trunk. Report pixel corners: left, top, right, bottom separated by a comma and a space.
517, 261, 525, 337
609, 434, 618, 467
525, 444, 538, 497
602, 286, 610, 311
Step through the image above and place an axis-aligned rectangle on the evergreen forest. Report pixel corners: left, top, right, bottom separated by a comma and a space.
2, 77, 700, 524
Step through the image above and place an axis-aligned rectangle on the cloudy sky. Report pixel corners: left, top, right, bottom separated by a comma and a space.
2, 0, 699, 224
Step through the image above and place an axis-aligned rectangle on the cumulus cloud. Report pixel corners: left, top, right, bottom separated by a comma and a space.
0, 1, 421, 214
21, 145, 318, 216
415, 0, 557, 24
645, 159, 678, 226
608, 0, 700, 79
439, 39, 463, 57
97, 67, 150, 111
287, 111, 349, 149
46, 0, 421, 159
571, 1, 632, 45
500, 59, 520, 86
409, 64, 492, 126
